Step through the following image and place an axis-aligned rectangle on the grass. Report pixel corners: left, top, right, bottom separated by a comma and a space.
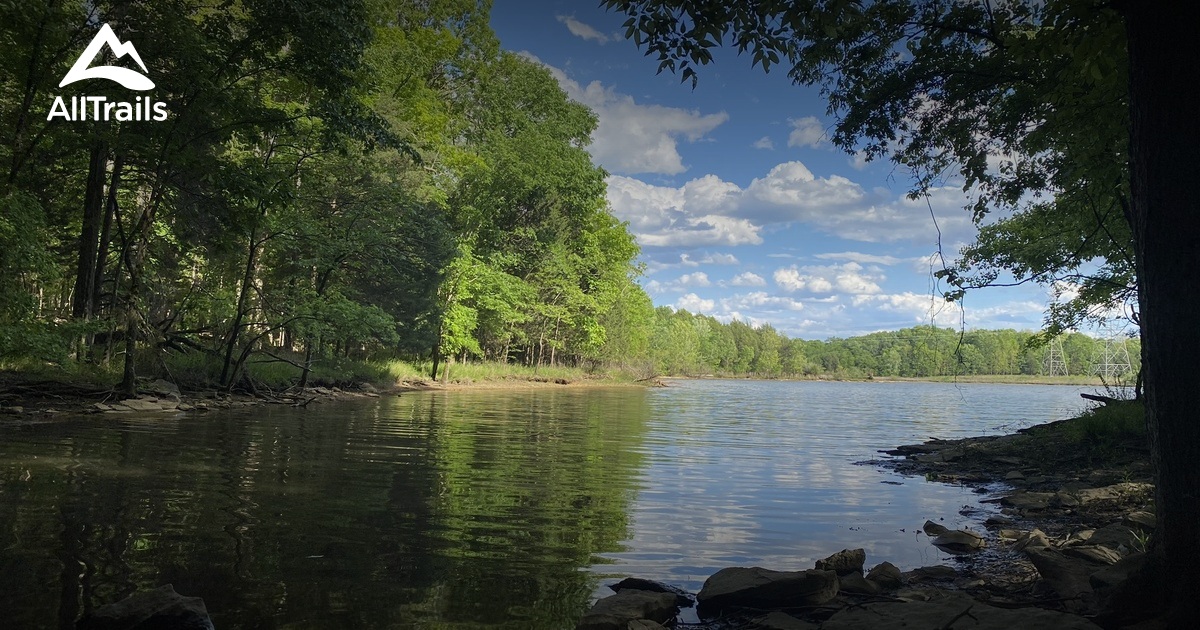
1061, 399, 1147, 444
386, 359, 616, 384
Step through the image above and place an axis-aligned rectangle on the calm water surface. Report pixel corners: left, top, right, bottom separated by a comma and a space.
0, 380, 1090, 628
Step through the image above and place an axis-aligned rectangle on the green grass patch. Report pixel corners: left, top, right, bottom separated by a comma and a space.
1061, 400, 1147, 445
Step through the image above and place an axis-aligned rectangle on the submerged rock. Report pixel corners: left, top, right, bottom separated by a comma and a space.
696, 567, 838, 614
76, 584, 213, 630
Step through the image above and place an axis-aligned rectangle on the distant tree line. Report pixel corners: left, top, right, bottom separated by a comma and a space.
643, 308, 1140, 381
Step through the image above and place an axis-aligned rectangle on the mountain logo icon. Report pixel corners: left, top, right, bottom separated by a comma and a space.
59, 23, 155, 91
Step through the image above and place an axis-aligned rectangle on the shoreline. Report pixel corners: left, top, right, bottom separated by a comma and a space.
0, 371, 648, 419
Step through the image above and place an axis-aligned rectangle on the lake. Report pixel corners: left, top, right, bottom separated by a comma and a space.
0, 380, 1092, 628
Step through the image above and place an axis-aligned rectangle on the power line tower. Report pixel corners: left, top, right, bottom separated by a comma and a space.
1044, 336, 1068, 376
1092, 329, 1133, 379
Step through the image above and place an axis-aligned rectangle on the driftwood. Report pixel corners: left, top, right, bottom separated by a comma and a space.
1080, 393, 1127, 405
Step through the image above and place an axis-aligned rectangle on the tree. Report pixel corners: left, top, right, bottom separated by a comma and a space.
605, 0, 1200, 621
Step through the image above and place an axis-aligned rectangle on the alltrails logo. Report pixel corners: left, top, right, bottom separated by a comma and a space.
47, 23, 168, 121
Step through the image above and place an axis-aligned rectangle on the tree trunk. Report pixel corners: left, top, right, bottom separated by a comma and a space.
92, 154, 123, 320
72, 141, 108, 320
220, 228, 260, 387
1122, 2, 1200, 623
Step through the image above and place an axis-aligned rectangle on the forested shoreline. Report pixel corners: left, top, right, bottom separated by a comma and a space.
2, 2, 652, 393
0, 2, 1138, 396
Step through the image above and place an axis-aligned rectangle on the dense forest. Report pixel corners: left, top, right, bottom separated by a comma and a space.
0, 1, 1137, 393
1, 1, 655, 393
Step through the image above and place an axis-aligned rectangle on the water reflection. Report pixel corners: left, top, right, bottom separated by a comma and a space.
0, 388, 649, 629
0, 381, 1087, 628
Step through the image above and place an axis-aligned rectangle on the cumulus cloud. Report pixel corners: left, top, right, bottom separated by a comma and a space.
538, 62, 728, 175
555, 15, 609, 43
753, 136, 775, 150
676, 293, 715, 313
606, 160, 974, 247
729, 272, 766, 287
606, 175, 762, 247
721, 291, 805, 312
787, 116, 826, 148
774, 262, 883, 295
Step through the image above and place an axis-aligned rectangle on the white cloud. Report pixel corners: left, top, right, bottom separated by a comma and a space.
555, 15, 610, 43
606, 162, 974, 247
753, 136, 775, 150
539, 63, 728, 175
606, 175, 762, 247
721, 292, 805, 312
774, 262, 883, 295
814, 252, 907, 266
678, 272, 711, 288
787, 116, 826, 148
849, 150, 871, 170
730, 272, 766, 287
676, 293, 715, 313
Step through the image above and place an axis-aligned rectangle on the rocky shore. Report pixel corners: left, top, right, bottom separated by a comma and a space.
579, 407, 1159, 629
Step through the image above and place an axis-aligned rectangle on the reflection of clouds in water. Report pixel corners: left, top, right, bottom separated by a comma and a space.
597, 380, 1081, 591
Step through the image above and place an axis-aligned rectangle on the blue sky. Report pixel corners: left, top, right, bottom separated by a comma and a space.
490, 2, 1057, 339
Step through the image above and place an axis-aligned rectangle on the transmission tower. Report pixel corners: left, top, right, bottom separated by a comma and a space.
1092, 329, 1133, 379
1044, 337, 1068, 376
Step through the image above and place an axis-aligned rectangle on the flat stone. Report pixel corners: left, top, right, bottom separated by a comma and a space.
627, 621, 667, 630
577, 590, 679, 630
1025, 547, 1095, 604
905, 565, 958, 582
609, 578, 692, 606
1001, 492, 1055, 510
931, 529, 986, 554
1088, 523, 1140, 551
119, 398, 169, 412
1123, 511, 1156, 531
697, 567, 838, 614
822, 590, 1101, 630
815, 548, 866, 575
749, 611, 819, 629
1090, 552, 1149, 589
1005, 470, 1026, 480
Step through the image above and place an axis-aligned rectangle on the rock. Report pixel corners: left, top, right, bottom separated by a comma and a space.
4, 406, 24, 414
1088, 523, 1140, 551
627, 621, 667, 630
576, 590, 679, 630
749, 611, 819, 629
815, 548, 866, 575
696, 567, 838, 614
1001, 492, 1055, 511
1090, 552, 1150, 590
1013, 529, 1052, 551
867, 562, 904, 590
905, 565, 958, 582
923, 520, 951, 536
119, 398, 170, 412
93, 403, 113, 411
1005, 470, 1026, 480
609, 578, 693, 606
1077, 483, 1153, 504
822, 590, 1102, 630
177, 403, 193, 411
1062, 545, 1122, 565
144, 379, 181, 401
76, 584, 214, 630
1123, 511, 1156, 531
985, 515, 1014, 526
838, 572, 881, 595
930, 529, 986, 554
1024, 547, 1095, 605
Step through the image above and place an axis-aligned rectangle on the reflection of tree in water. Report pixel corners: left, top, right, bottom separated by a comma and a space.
0, 389, 650, 629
